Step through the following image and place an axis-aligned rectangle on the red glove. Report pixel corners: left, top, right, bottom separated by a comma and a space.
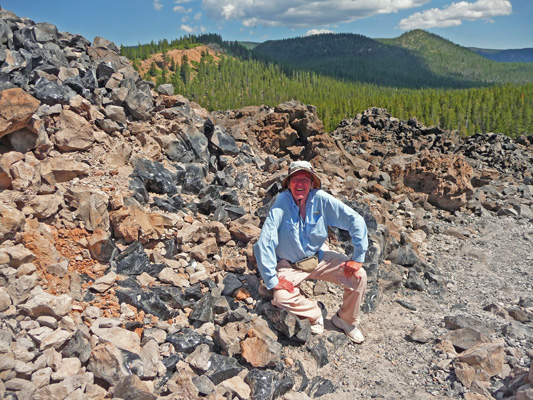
341, 260, 363, 278
274, 276, 295, 293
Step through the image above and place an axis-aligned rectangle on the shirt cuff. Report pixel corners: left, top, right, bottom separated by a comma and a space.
352, 253, 366, 263
266, 275, 279, 290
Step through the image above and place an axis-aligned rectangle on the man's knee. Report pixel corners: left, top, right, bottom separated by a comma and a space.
273, 288, 293, 306
354, 267, 367, 285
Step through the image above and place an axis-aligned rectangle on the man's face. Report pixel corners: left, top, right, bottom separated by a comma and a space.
289, 170, 313, 203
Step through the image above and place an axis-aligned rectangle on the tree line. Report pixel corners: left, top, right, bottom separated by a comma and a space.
120, 36, 532, 138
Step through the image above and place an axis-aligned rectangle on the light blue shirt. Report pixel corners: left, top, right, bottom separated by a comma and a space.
254, 188, 368, 290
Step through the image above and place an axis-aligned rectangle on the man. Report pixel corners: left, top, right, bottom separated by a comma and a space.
254, 160, 368, 343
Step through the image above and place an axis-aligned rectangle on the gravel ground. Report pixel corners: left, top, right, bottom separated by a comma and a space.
282, 214, 533, 400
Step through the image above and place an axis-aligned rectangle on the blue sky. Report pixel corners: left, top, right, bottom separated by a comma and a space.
1, 0, 531, 50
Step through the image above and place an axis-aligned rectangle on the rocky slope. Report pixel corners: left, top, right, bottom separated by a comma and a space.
0, 7, 532, 400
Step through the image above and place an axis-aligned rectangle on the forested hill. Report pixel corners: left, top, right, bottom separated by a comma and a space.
252, 31, 533, 89
469, 47, 533, 63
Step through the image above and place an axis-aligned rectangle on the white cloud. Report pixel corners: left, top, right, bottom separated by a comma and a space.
201, 25, 206, 32
175, 0, 194, 3
202, 0, 429, 28
305, 29, 335, 36
173, 5, 193, 13
180, 24, 195, 33
154, 0, 163, 11
399, 0, 512, 29
194, 12, 202, 20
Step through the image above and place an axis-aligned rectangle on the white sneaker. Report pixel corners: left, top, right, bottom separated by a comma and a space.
311, 315, 324, 335
331, 313, 365, 343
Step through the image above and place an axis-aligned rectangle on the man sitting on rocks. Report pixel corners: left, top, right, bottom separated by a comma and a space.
254, 161, 368, 343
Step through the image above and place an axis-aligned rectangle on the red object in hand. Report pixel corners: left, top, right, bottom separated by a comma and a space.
274, 276, 295, 293
341, 260, 363, 278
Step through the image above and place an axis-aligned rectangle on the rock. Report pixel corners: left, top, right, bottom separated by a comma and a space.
306, 338, 329, 368
0, 203, 25, 241
455, 340, 505, 378
229, 222, 261, 243
219, 376, 252, 400
241, 332, 282, 368
245, 369, 294, 400
133, 157, 178, 196
53, 109, 95, 151
90, 318, 141, 354
73, 191, 110, 232
190, 292, 216, 324
206, 353, 245, 385
0, 287, 11, 311
110, 204, 173, 244
87, 229, 118, 262
185, 343, 211, 371
87, 342, 130, 386
157, 83, 174, 96
214, 321, 248, 357
61, 330, 91, 363
409, 325, 433, 343
502, 321, 533, 340
40, 328, 73, 350
34, 77, 77, 105
0, 88, 40, 139
139, 339, 159, 379
40, 156, 90, 184
158, 267, 189, 286
90, 271, 117, 292
20, 287, 72, 319
207, 124, 240, 156
113, 375, 158, 400
3, 244, 35, 267
444, 315, 493, 337
51, 357, 81, 381
192, 375, 216, 395
306, 376, 336, 398
31, 367, 52, 389
222, 273, 243, 296
443, 327, 491, 352
387, 243, 419, 266
166, 329, 214, 355
263, 303, 311, 343
189, 237, 219, 262
7, 274, 38, 306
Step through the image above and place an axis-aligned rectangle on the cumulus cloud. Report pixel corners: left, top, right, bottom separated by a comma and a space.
180, 24, 195, 33
398, 0, 512, 29
154, 0, 163, 11
202, 0, 429, 28
305, 29, 335, 36
194, 12, 202, 20
173, 5, 193, 13
175, 0, 194, 3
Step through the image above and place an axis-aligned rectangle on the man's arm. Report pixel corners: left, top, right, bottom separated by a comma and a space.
253, 207, 282, 290
321, 192, 368, 263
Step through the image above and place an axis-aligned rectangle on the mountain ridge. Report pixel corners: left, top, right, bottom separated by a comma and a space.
252, 30, 533, 88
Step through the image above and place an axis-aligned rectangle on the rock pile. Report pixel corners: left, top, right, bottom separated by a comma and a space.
0, 7, 532, 400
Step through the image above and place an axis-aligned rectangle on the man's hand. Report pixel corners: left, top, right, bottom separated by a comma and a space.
274, 276, 295, 293
340, 260, 363, 278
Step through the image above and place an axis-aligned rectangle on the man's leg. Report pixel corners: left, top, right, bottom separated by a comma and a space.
271, 259, 322, 324
308, 251, 367, 325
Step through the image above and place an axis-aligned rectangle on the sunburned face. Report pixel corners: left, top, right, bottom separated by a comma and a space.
289, 170, 313, 204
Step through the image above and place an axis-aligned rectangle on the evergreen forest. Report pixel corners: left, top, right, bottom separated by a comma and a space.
120, 33, 533, 138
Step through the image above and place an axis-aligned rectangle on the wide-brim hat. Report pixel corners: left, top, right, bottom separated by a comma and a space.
281, 161, 322, 189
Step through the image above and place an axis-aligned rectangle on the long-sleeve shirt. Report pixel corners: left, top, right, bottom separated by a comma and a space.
254, 188, 368, 290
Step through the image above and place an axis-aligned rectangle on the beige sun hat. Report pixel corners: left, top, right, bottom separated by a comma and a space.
281, 160, 322, 189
